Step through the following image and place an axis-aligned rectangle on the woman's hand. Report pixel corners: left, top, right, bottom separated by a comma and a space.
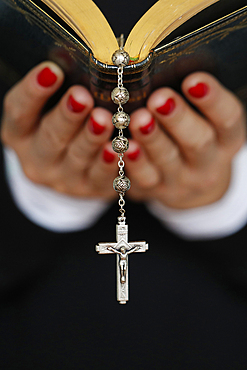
1, 62, 119, 199
125, 72, 246, 209
2, 65, 246, 209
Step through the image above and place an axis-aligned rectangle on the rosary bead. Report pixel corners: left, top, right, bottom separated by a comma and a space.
113, 176, 131, 193
111, 87, 129, 105
112, 136, 129, 153
112, 112, 130, 129
112, 49, 130, 67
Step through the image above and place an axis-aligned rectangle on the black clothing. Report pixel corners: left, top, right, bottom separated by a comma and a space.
1, 144, 247, 369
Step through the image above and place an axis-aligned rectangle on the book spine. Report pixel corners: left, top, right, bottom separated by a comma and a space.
88, 54, 153, 112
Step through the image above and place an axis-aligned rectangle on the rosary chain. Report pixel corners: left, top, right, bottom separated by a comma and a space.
111, 48, 131, 223
117, 66, 123, 88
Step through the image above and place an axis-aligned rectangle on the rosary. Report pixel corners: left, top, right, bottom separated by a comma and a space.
96, 38, 148, 304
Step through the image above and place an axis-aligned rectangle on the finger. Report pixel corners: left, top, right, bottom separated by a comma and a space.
129, 107, 183, 178
64, 107, 114, 172
1, 62, 64, 142
87, 142, 118, 199
182, 72, 246, 154
124, 140, 161, 189
33, 84, 94, 161
147, 87, 217, 167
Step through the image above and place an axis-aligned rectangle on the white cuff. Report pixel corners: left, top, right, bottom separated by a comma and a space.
3, 146, 110, 233
147, 144, 247, 240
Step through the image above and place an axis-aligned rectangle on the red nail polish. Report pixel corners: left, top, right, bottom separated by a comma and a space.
103, 149, 115, 163
156, 98, 175, 115
89, 116, 105, 135
67, 95, 86, 113
37, 67, 57, 87
127, 148, 140, 161
140, 117, 155, 135
188, 83, 208, 98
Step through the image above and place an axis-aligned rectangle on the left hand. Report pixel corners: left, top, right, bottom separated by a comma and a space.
1, 62, 118, 199
124, 72, 246, 209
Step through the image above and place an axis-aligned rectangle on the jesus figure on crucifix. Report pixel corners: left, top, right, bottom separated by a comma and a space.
96, 221, 148, 303
107, 245, 140, 283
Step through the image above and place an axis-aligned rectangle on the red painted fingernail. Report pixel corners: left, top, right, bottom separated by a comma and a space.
188, 83, 208, 98
67, 95, 86, 113
37, 67, 57, 87
156, 98, 175, 115
89, 116, 105, 135
140, 117, 155, 135
103, 149, 115, 163
127, 148, 141, 161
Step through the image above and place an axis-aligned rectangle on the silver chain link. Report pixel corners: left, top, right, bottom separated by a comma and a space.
111, 48, 130, 224
118, 192, 125, 217
117, 66, 123, 88
117, 66, 126, 219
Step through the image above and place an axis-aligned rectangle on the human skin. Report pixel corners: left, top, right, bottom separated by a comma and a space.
1, 61, 246, 209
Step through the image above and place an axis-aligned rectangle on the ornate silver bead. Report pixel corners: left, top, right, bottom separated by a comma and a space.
113, 176, 131, 193
111, 87, 129, 105
112, 112, 130, 129
112, 136, 129, 153
112, 49, 130, 67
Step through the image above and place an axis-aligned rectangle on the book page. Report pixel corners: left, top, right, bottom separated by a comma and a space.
125, 0, 219, 62
40, 0, 219, 64
41, 0, 118, 63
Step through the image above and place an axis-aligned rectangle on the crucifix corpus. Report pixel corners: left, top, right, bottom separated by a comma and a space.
96, 218, 148, 304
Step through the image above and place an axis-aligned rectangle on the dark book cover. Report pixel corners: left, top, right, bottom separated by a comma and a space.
0, 0, 247, 112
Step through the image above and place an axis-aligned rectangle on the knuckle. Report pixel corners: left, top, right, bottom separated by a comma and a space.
67, 147, 85, 167
68, 144, 96, 170
4, 96, 28, 126
188, 129, 215, 154
2, 88, 20, 116
41, 124, 67, 151
158, 146, 180, 167
224, 100, 245, 131
138, 174, 159, 189
3, 91, 12, 115
165, 146, 180, 163
233, 100, 245, 122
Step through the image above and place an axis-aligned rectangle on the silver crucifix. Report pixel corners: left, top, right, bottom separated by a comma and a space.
95, 218, 148, 304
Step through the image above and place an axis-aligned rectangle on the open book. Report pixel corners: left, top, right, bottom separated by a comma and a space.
0, 0, 247, 111
40, 0, 219, 64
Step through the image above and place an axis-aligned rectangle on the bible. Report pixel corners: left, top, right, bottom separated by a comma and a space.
0, 0, 247, 111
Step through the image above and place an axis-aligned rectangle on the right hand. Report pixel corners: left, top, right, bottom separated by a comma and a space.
125, 72, 246, 209
1, 62, 119, 199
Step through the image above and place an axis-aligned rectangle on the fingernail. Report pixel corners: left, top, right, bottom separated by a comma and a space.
67, 95, 86, 113
37, 67, 57, 87
103, 149, 115, 163
140, 117, 155, 135
127, 148, 141, 161
156, 98, 175, 115
89, 116, 105, 135
188, 83, 208, 98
